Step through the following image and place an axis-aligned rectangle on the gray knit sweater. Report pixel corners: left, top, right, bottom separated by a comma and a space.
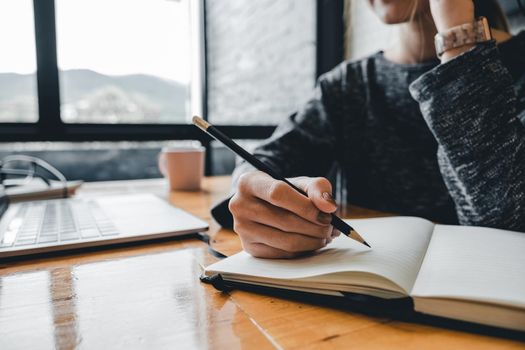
212, 32, 525, 232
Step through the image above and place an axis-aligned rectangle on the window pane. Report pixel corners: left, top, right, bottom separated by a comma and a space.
206, 0, 316, 125
0, 0, 38, 123
55, 0, 191, 124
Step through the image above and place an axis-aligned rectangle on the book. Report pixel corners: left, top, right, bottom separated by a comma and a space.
203, 216, 525, 332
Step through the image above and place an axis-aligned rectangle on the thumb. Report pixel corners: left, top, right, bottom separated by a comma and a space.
289, 177, 338, 213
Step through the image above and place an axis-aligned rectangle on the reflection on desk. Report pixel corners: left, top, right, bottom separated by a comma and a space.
0, 177, 523, 349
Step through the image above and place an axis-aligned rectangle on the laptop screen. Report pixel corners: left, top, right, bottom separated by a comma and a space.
0, 185, 9, 218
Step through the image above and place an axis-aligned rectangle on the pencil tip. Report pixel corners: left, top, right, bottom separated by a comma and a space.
363, 241, 371, 248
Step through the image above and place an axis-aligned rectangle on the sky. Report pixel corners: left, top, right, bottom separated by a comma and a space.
0, 0, 192, 84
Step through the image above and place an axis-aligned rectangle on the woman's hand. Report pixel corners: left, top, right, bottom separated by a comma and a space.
429, 0, 475, 62
229, 171, 340, 258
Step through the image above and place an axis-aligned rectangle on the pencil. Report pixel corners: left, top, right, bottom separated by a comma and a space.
192, 116, 371, 248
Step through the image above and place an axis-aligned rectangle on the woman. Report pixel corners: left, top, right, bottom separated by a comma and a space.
212, 0, 525, 258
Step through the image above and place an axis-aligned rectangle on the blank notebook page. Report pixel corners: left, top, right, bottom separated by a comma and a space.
206, 216, 434, 294
411, 224, 525, 308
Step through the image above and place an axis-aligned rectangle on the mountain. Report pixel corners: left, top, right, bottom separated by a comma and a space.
0, 69, 189, 123
0, 72, 38, 102
0, 72, 39, 123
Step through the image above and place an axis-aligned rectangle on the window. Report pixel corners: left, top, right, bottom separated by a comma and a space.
1, 0, 344, 178
205, 0, 317, 125
55, 0, 191, 124
0, 0, 38, 123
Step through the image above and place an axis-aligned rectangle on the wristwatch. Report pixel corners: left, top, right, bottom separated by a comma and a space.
434, 16, 492, 57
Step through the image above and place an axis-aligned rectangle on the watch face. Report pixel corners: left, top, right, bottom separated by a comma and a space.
477, 16, 492, 40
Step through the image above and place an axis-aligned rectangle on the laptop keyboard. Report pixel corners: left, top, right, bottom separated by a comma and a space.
1, 199, 120, 248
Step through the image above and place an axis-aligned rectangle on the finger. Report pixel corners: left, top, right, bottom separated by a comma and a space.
238, 171, 332, 225
237, 197, 333, 239
243, 242, 298, 259
289, 177, 338, 214
235, 220, 327, 253
332, 229, 341, 238
327, 228, 341, 244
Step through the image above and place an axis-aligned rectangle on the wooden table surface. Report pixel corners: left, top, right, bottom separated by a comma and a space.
0, 177, 523, 350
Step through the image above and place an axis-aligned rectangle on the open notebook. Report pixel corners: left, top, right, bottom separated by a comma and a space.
204, 217, 525, 331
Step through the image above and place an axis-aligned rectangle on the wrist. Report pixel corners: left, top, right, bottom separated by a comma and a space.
434, 14, 475, 33
440, 44, 475, 62
434, 17, 492, 62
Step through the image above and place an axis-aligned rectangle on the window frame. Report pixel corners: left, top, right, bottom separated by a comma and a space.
0, 0, 343, 172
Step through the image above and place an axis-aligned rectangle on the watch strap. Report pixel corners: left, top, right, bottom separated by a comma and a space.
434, 16, 492, 57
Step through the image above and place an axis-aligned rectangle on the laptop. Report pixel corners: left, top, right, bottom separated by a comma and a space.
0, 186, 208, 258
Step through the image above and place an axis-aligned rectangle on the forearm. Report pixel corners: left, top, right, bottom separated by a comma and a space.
410, 42, 525, 230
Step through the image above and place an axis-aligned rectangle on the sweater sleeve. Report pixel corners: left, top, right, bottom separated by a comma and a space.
409, 41, 525, 231
211, 66, 349, 228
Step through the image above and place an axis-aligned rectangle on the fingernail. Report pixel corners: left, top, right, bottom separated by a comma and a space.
322, 192, 337, 206
317, 212, 332, 224
332, 229, 342, 237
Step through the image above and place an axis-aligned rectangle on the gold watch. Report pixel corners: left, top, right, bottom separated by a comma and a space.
434, 16, 492, 57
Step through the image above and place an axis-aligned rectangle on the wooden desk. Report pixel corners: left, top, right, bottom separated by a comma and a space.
0, 177, 523, 349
